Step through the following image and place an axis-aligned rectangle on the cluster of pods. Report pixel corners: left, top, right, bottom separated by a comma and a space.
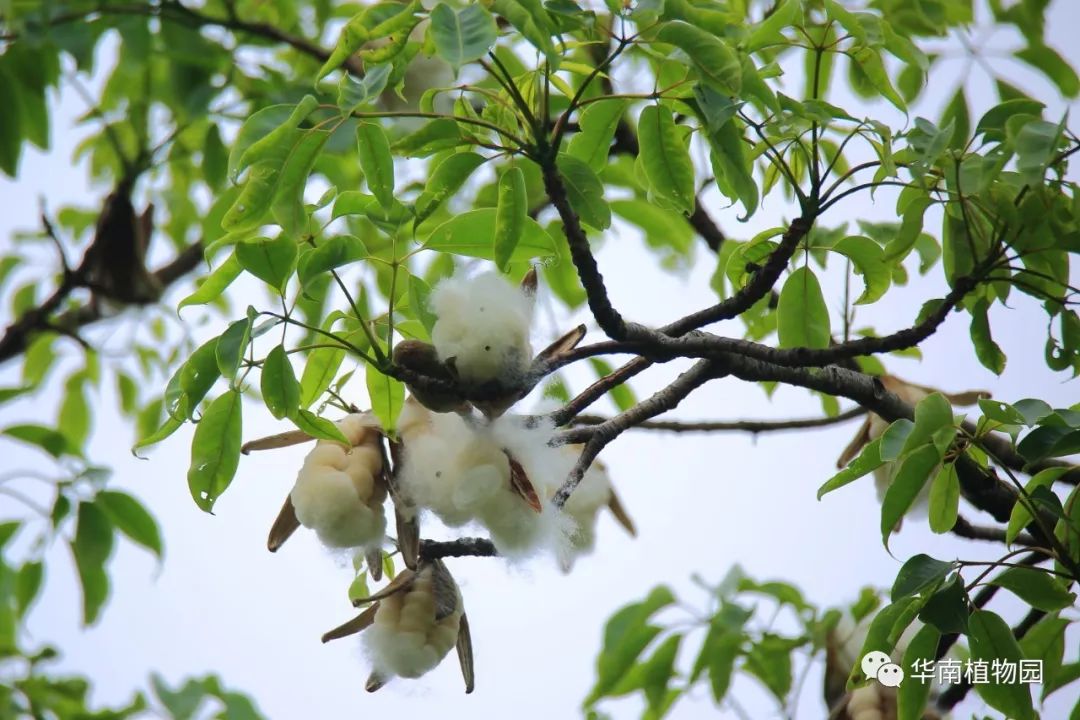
241, 269, 635, 692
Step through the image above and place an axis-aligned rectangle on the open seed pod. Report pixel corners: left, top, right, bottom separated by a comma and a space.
321, 560, 473, 693
245, 413, 387, 552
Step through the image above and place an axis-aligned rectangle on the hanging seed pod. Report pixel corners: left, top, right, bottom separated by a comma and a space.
246, 413, 388, 552
322, 560, 474, 693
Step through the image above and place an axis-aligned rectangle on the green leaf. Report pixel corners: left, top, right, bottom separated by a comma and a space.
831, 236, 890, 304
703, 103, 758, 218
918, 574, 969, 634
641, 634, 682, 711
425, 209, 557, 262
261, 345, 301, 421
567, 99, 628, 172
968, 610, 1034, 720
72, 501, 113, 625
0, 61, 23, 176
850, 46, 906, 112
904, 393, 954, 454
414, 152, 487, 226
59, 371, 91, 449
556, 154, 610, 231
356, 122, 395, 211
187, 390, 243, 513
236, 236, 298, 294
237, 95, 319, 173
408, 276, 438, 336
216, 315, 255, 385
317, 2, 421, 80
132, 413, 185, 455
14, 561, 43, 618
927, 463, 960, 533
337, 63, 393, 113
489, 0, 557, 65
970, 299, 1006, 374
223, 100, 326, 233
691, 614, 745, 702
2, 423, 80, 459
292, 409, 351, 446
849, 598, 919, 687
271, 129, 331, 237
637, 105, 695, 214
818, 437, 884, 499
588, 586, 676, 704
1016, 44, 1080, 97
777, 267, 831, 349
429, 3, 497, 70
1006, 467, 1068, 543
96, 491, 163, 559
881, 444, 940, 545
203, 123, 228, 191
494, 166, 528, 271
178, 253, 242, 311
978, 398, 1028, 426
975, 99, 1045, 143
299, 346, 346, 409
891, 554, 953, 601
1017, 426, 1080, 463
656, 21, 741, 95
897, 624, 941, 720
297, 235, 368, 288
745, 0, 801, 52
988, 567, 1076, 611
366, 365, 405, 435
744, 634, 795, 701
228, 105, 293, 181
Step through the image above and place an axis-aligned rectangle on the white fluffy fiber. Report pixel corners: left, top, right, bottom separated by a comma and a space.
290, 414, 387, 550
363, 564, 461, 680
397, 403, 577, 559
429, 271, 534, 384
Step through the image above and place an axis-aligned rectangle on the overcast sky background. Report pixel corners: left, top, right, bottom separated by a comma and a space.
3, 2, 1080, 718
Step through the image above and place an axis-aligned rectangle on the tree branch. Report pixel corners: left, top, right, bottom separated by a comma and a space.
569, 406, 866, 434
0, 242, 204, 366
418, 537, 498, 560
553, 360, 721, 506
541, 162, 628, 339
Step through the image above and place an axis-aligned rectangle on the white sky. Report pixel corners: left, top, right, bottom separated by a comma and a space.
3, 2, 1080, 718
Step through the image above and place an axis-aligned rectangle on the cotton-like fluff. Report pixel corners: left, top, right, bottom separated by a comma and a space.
561, 453, 612, 552
429, 271, 534, 385
363, 561, 463, 682
397, 401, 572, 558
290, 414, 387, 549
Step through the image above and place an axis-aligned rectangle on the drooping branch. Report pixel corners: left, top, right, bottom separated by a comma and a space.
569, 406, 866, 434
